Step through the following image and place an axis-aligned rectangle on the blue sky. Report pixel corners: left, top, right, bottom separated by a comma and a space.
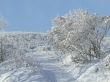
0, 0, 110, 32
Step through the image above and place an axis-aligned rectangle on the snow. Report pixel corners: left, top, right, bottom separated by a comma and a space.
76, 54, 110, 82
0, 32, 110, 82
62, 55, 73, 65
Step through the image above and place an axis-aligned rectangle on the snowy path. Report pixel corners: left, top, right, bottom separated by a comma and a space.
0, 51, 74, 82
30, 51, 74, 82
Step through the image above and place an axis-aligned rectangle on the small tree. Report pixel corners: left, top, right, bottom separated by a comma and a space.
49, 9, 110, 62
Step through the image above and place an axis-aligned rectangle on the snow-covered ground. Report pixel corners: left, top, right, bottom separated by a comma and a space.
0, 32, 110, 82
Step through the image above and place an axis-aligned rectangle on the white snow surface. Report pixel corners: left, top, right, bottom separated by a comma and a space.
0, 32, 110, 82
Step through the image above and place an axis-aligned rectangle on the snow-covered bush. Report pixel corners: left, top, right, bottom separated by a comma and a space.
49, 9, 110, 62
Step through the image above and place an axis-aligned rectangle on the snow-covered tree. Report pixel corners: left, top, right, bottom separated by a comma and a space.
49, 9, 110, 61
0, 17, 7, 30
0, 17, 7, 62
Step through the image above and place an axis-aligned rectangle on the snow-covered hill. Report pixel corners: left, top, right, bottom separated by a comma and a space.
0, 32, 110, 82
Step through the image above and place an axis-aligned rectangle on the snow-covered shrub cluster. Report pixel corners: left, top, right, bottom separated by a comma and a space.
0, 32, 50, 69
0, 32, 48, 58
49, 9, 110, 63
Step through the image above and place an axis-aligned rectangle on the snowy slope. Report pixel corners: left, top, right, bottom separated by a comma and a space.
0, 32, 110, 82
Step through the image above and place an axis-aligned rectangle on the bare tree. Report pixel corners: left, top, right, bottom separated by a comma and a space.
49, 9, 110, 62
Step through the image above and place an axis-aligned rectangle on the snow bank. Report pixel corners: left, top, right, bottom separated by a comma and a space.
76, 54, 110, 82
